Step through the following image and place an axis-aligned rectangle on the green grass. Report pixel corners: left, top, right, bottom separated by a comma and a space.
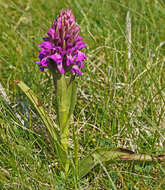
0, 0, 165, 189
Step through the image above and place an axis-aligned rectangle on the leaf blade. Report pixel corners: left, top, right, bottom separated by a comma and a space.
16, 80, 67, 168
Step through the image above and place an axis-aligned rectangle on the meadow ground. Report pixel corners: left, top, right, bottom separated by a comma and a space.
0, 0, 165, 189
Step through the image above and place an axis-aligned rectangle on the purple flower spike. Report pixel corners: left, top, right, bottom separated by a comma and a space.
37, 9, 87, 74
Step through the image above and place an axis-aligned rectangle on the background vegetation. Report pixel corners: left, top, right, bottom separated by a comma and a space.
0, 0, 165, 189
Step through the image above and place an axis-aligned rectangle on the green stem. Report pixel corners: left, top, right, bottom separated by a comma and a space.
53, 73, 77, 173
60, 119, 69, 173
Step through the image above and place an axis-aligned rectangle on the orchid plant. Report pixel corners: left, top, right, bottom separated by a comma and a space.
16, 9, 165, 178
37, 9, 86, 172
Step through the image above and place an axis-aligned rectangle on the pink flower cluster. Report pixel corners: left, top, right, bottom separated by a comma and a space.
37, 9, 87, 74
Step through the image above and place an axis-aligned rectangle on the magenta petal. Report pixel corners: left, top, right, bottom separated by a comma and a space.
40, 58, 48, 66
76, 51, 86, 63
39, 41, 52, 49
65, 34, 70, 40
72, 65, 82, 75
48, 28, 55, 39
57, 63, 65, 74
74, 26, 80, 32
66, 55, 74, 66
39, 53, 45, 60
53, 20, 57, 26
80, 63, 84, 68
76, 44, 87, 50
75, 36, 83, 42
48, 53, 62, 64
66, 43, 73, 49
52, 46, 62, 52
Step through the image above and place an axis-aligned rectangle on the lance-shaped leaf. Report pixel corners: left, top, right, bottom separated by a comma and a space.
15, 80, 67, 167
67, 78, 77, 121
56, 75, 77, 130
56, 75, 69, 130
79, 148, 165, 178
55, 75, 77, 172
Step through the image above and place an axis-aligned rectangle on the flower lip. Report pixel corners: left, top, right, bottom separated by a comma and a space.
48, 53, 62, 64
37, 9, 87, 75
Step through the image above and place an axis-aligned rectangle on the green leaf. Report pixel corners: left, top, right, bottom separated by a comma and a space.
16, 80, 67, 167
55, 75, 77, 173
55, 75, 77, 131
56, 75, 69, 129
79, 148, 165, 178
16, 81, 58, 140
67, 80, 77, 121
79, 148, 127, 178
